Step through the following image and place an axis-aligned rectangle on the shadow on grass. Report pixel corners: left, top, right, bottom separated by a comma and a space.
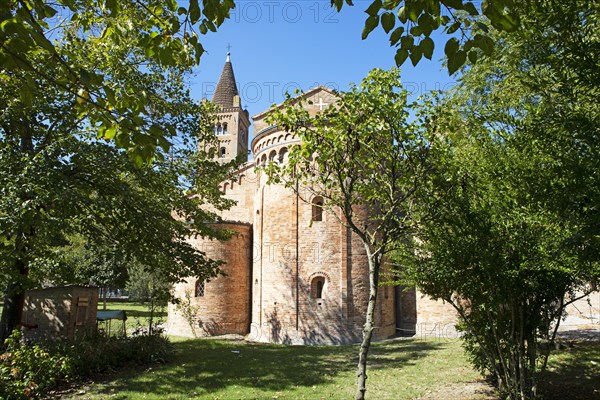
539, 340, 600, 400
92, 337, 449, 398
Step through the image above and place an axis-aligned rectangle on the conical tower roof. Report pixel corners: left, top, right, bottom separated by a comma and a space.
213, 52, 239, 107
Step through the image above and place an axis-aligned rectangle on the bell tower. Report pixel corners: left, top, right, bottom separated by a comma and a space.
211, 52, 250, 163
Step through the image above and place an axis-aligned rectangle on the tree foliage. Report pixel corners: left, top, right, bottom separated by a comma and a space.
398, 1, 600, 398
1, 0, 234, 162
332, 0, 527, 74
0, 19, 235, 341
265, 68, 435, 400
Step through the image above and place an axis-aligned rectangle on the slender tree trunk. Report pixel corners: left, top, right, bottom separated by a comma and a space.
103, 286, 108, 310
355, 248, 380, 400
148, 278, 155, 335
148, 297, 155, 335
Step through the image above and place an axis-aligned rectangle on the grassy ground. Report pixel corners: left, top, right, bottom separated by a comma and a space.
65, 336, 600, 400
69, 337, 488, 400
540, 341, 600, 400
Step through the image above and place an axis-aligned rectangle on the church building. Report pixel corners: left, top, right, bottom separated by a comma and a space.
166, 54, 468, 344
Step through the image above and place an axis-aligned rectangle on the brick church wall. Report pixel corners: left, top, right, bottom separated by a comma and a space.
167, 223, 251, 337
217, 163, 257, 224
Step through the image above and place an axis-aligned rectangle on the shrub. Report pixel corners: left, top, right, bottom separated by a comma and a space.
60, 330, 173, 376
0, 329, 173, 399
0, 330, 72, 399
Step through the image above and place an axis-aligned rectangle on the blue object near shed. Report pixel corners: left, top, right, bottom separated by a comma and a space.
96, 310, 127, 336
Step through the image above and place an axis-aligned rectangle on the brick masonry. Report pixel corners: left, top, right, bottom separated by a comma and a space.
168, 223, 252, 337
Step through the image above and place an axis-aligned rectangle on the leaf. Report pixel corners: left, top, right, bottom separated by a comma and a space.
382, 0, 400, 10
188, 0, 201, 23
398, 6, 407, 23
394, 48, 409, 66
381, 12, 395, 33
104, 125, 118, 140
463, 2, 479, 15
447, 21, 461, 34
400, 35, 414, 49
362, 14, 380, 39
104, 87, 116, 104
475, 34, 494, 55
410, 47, 423, 66
332, 0, 345, 12
410, 26, 422, 36
43, 5, 58, 18
407, 5, 420, 23
447, 49, 466, 74
389, 27, 404, 46
105, 0, 118, 14
417, 13, 436, 36
421, 37, 434, 59
365, 0, 382, 16
444, 37, 459, 58
468, 49, 478, 63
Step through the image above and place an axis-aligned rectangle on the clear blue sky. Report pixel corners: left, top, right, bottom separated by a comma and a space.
190, 0, 456, 130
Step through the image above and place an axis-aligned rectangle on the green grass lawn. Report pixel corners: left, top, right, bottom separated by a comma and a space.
540, 341, 600, 400
69, 337, 487, 400
66, 335, 600, 400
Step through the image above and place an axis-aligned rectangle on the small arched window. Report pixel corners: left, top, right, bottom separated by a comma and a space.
268, 150, 277, 163
312, 196, 324, 222
223, 122, 228, 133
278, 147, 288, 164
311, 276, 326, 299
195, 279, 205, 297
220, 147, 226, 158
217, 124, 223, 135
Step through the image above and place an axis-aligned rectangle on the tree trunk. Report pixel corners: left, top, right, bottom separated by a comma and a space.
0, 259, 28, 344
148, 296, 155, 335
355, 248, 380, 400
103, 287, 108, 310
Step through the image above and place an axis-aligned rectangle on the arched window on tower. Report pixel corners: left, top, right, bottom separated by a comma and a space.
195, 279, 205, 297
220, 147, 226, 158
223, 122, 228, 133
312, 196, 324, 222
217, 124, 223, 135
311, 276, 326, 299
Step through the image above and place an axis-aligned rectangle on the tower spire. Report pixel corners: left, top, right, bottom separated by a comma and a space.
213, 48, 238, 108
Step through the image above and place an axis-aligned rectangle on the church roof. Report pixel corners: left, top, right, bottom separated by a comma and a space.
252, 86, 338, 120
212, 52, 239, 107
